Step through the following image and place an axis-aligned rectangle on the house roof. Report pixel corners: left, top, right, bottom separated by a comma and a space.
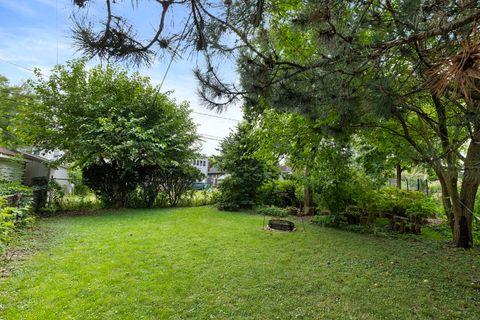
0, 147, 19, 157
20, 152, 50, 163
208, 166, 225, 175
19, 151, 68, 169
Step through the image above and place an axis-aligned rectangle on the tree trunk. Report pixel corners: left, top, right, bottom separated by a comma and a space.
396, 163, 402, 189
304, 185, 314, 216
303, 166, 314, 216
435, 168, 454, 228
454, 130, 480, 248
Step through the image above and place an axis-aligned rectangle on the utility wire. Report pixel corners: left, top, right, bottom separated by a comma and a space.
192, 111, 239, 122
198, 134, 224, 142
200, 132, 224, 137
158, 13, 192, 91
0, 57, 47, 77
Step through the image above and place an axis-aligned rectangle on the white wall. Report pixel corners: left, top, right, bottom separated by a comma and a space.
193, 158, 209, 182
51, 167, 73, 194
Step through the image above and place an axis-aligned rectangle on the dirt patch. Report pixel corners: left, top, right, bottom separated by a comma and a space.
46, 208, 126, 218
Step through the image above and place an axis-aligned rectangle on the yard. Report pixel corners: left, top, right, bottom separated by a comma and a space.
1, 207, 479, 319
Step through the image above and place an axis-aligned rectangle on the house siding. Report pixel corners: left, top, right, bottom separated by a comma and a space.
0, 157, 24, 182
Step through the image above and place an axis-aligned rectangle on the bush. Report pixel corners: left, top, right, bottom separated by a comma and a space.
0, 180, 33, 209
256, 206, 289, 217
31, 176, 48, 212
59, 193, 104, 212
178, 189, 220, 207
46, 180, 65, 209
311, 214, 343, 227
68, 169, 90, 196
376, 187, 437, 219
0, 182, 35, 252
258, 179, 299, 208
216, 176, 256, 211
83, 162, 138, 208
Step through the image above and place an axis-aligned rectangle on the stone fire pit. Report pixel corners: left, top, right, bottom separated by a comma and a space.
267, 219, 295, 231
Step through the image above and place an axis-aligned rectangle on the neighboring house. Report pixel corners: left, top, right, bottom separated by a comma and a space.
192, 158, 230, 186
207, 166, 227, 187
24, 147, 64, 161
0, 147, 26, 182
193, 158, 209, 182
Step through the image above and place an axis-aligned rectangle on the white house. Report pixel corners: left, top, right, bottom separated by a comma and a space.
193, 158, 209, 182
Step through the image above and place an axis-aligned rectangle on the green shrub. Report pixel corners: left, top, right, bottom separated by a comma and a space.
68, 169, 90, 196
179, 189, 220, 207
31, 176, 48, 212
0, 180, 33, 204
256, 206, 288, 217
215, 123, 278, 211
311, 214, 343, 227
0, 189, 35, 253
216, 176, 258, 211
258, 179, 299, 208
46, 180, 65, 210
59, 194, 104, 211
376, 187, 437, 219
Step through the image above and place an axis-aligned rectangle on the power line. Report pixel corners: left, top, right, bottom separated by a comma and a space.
192, 111, 239, 122
0, 58, 35, 73
158, 13, 192, 91
199, 132, 224, 139
0, 57, 47, 77
198, 134, 224, 142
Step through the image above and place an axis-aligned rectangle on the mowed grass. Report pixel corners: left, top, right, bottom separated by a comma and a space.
1, 207, 479, 319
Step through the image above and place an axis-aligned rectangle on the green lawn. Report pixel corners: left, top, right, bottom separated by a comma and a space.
1, 207, 479, 319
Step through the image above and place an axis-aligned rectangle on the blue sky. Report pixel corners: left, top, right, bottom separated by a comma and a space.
0, 0, 243, 155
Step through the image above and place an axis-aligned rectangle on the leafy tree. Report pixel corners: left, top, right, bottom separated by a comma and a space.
216, 122, 277, 211
18, 59, 199, 207
253, 109, 356, 215
354, 128, 418, 188
0, 76, 30, 148
82, 161, 140, 207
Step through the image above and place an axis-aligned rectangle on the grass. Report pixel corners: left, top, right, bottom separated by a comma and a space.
1, 207, 479, 319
